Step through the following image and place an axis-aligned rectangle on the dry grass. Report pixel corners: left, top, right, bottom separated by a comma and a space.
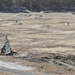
0, 12, 75, 75
0, 12, 75, 54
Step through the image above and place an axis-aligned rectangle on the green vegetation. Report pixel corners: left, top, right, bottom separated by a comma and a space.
0, 0, 75, 11
1, 36, 13, 55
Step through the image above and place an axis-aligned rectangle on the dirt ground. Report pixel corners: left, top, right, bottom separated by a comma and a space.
0, 70, 17, 75
0, 12, 75, 75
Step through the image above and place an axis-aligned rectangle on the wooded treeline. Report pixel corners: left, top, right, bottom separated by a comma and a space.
0, 0, 75, 11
